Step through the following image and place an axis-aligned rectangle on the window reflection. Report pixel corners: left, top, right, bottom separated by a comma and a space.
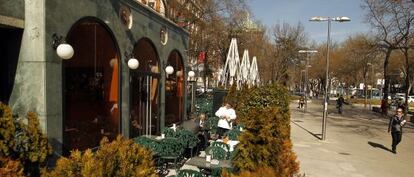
165, 51, 184, 125
129, 39, 160, 138
63, 20, 119, 152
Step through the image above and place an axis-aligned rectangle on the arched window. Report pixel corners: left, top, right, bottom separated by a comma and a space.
165, 50, 185, 125
63, 18, 120, 152
130, 38, 161, 137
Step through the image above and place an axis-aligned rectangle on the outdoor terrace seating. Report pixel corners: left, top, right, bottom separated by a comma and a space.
169, 169, 204, 177
159, 137, 185, 171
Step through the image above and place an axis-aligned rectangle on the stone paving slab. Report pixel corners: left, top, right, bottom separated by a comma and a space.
291, 100, 414, 177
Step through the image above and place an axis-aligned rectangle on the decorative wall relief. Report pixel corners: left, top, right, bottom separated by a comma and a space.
160, 26, 168, 45
119, 6, 133, 30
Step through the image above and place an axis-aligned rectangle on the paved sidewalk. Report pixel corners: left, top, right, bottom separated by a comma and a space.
291, 100, 414, 177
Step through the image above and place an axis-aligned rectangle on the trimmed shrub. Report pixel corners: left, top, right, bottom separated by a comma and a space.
15, 112, 53, 176
0, 156, 24, 177
235, 84, 290, 116
0, 104, 15, 156
221, 166, 277, 177
225, 85, 299, 177
195, 93, 214, 117
44, 135, 156, 177
232, 107, 298, 174
0, 103, 53, 176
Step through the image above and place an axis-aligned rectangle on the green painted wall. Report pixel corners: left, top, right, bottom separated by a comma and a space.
7, 0, 188, 154
0, 0, 24, 19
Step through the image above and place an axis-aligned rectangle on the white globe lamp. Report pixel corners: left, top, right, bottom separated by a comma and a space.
188, 71, 195, 78
127, 58, 139, 69
165, 65, 174, 75
56, 43, 74, 59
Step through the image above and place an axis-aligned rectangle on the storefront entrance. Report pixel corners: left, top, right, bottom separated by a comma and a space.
130, 38, 160, 138
165, 50, 185, 125
63, 18, 120, 152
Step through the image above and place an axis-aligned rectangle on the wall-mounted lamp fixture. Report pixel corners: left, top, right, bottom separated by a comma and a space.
124, 50, 139, 69
188, 70, 196, 82
176, 70, 183, 77
52, 33, 74, 60
188, 70, 196, 113
165, 65, 174, 75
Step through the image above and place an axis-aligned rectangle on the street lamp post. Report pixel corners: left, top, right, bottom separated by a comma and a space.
310, 16, 350, 140
300, 70, 305, 95
299, 49, 318, 113
367, 63, 374, 110
188, 71, 196, 114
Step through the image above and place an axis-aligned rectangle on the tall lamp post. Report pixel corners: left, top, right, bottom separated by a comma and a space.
367, 63, 374, 110
188, 71, 196, 114
310, 16, 350, 140
299, 49, 318, 113
300, 70, 305, 95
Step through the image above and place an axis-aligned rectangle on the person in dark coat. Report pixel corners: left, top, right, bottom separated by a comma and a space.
336, 95, 345, 114
298, 95, 305, 109
388, 107, 407, 154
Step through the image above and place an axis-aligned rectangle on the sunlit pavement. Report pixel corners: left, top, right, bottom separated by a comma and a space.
291, 100, 414, 177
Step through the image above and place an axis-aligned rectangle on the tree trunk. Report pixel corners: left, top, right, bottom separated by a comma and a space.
404, 49, 409, 114
381, 49, 392, 115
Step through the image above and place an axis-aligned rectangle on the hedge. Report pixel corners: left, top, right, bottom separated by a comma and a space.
224, 84, 299, 177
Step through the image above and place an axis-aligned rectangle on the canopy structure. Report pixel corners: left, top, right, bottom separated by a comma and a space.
220, 38, 240, 88
249, 56, 260, 86
219, 38, 260, 89
239, 49, 251, 86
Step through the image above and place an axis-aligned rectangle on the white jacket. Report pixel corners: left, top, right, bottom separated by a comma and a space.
215, 107, 237, 129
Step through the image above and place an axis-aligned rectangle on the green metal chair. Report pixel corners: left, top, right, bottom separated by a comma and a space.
175, 169, 204, 177
224, 129, 241, 140
175, 129, 199, 157
211, 141, 230, 152
161, 127, 176, 137
134, 136, 166, 174
133, 136, 161, 154
159, 137, 184, 171
205, 146, 227, 160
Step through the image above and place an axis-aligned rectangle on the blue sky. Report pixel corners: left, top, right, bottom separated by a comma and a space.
248, 0, 372, 43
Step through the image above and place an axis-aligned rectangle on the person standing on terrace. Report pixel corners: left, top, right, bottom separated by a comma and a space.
215, 102, 237, 138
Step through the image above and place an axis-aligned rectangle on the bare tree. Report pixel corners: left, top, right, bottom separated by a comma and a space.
332, 34, 379, 104
271, 22, 308, 86
362, 0, 414, 114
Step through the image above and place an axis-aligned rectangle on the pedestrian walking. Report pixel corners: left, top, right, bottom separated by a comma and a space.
298, 95, 305, 109
388, 107, 407, 154
336, 95, 345, 114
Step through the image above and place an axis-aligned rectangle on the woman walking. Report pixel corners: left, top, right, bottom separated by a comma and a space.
388, 107, 407, 154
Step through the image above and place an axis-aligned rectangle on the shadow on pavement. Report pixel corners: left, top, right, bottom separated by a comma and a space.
291, 120, 322, 140
368, 141, 392, 153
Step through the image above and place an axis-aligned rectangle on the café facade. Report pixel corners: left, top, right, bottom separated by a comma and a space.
0, 0, 189, 154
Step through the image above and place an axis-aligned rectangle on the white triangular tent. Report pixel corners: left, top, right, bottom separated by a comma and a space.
239, 49, 251, 85
249, 56, 260, 86
220, 38, 260, 89
220, 38, 240, 88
